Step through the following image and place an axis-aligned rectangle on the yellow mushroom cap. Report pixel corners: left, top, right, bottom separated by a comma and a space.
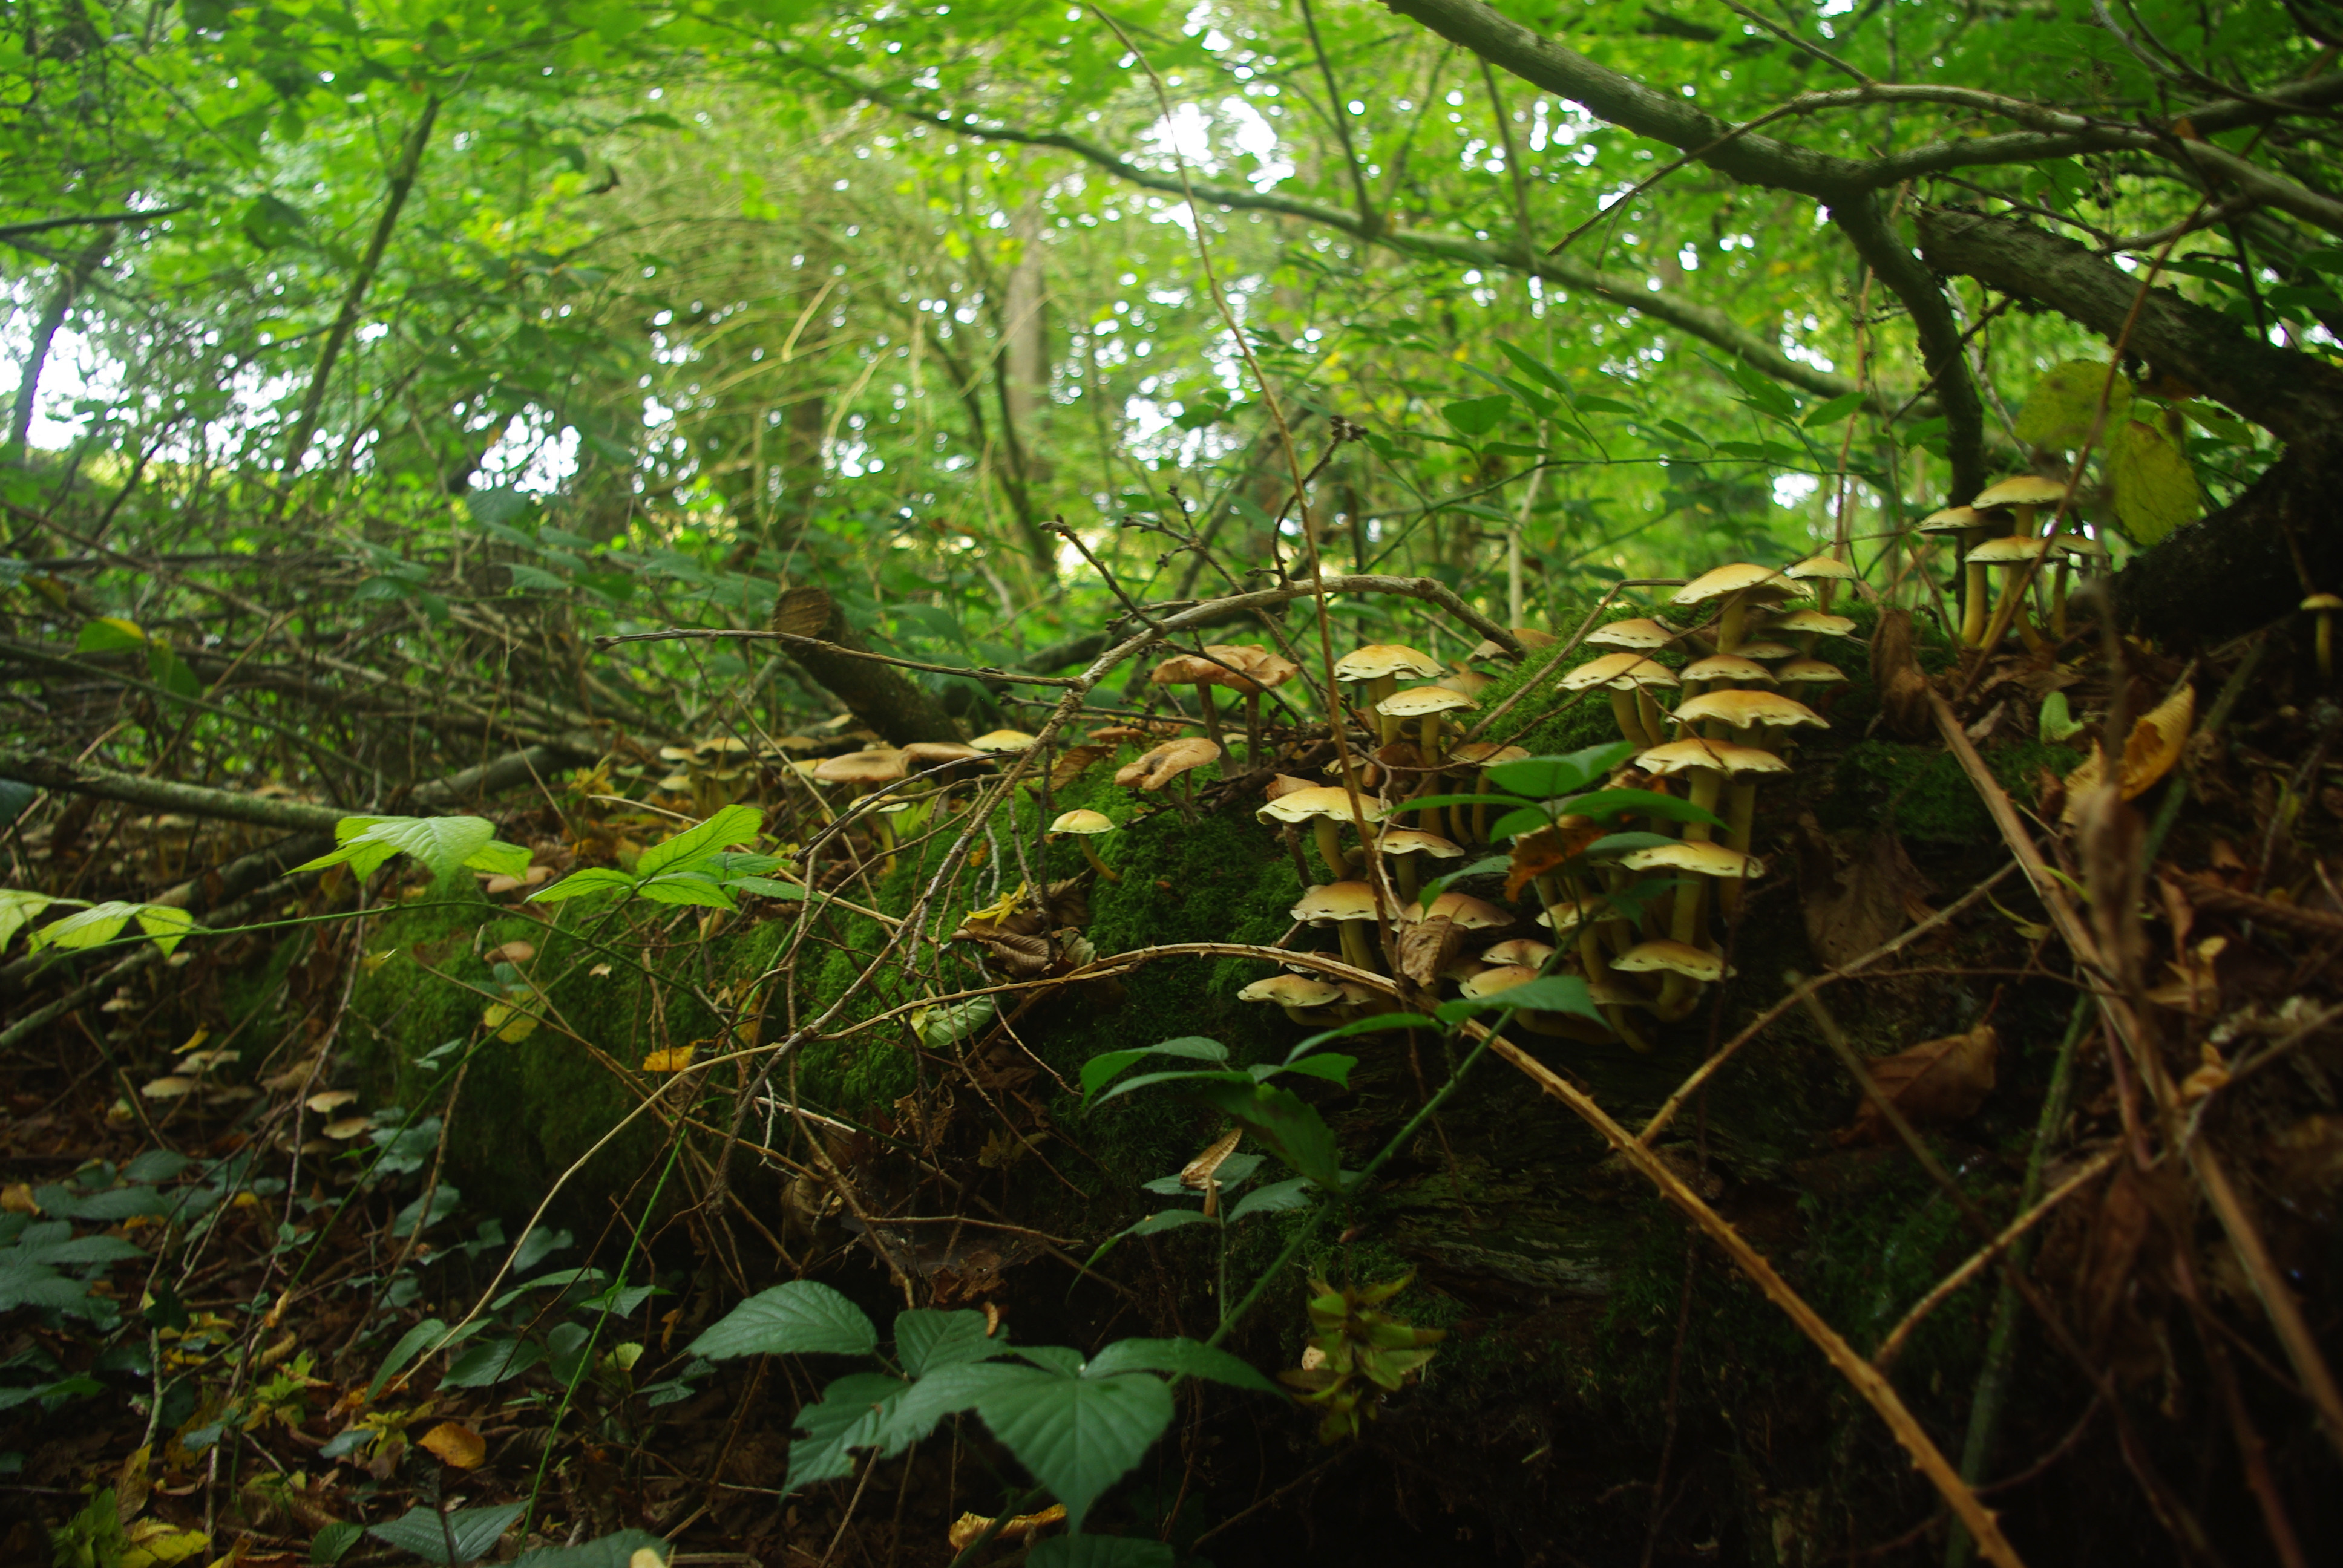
1049, 809, 1116, 836
1450, 742, 1532, 767
1765, 609, 1859, 638
1973, 474, 2071, 510
1291, 881, 1388, 924
1423, 891, 1512, 930
1917, 504, 2001, 534
1784, 555, 1858, 581
2305, 592, 2343, 612
1334, 644, 1444, 683
1481, 938, 1556, 967
1441, 666, 1495, 698
1239, 974, 1345, 1008
1375, 827, 1466, 859
1611, 939, 1734, 982
1967, 535, 2054, 564
1672, 689, 1829, 730
1587, 617, 1681, 650
1257, 785, 1389, 826
1636, 739, 1789, 778
1778, 658, 1846, 684
1681, 653, 1778, 685
1534, 903, 1588, 933
968, 728, 1038, 753
903, 741, 985, 766
1620, 840, 1765, 880
1115, 736, 1222, 789
1560, 652, 1679, 691
813, 748, 909, 785
1375, 684, 1478, 717
1732, 640, 1801, 661
1669, 562, 1804, 609
1459, 964, 1544, 1002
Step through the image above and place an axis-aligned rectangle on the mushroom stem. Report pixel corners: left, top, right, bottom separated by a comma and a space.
1719, 782, 1759, 915
1471, 773, 1495, 843
1606, 689, 1651, 750
1369, 674, 1400, 745
1311, 818, 1351, 882
1193, 682, 1227, 756
2321, 611, 2336, 682
1335, 918, 1375, 973
870, 812, 899, 880
1395, 854, 1421, 906
1073, 839, 1121, 884
1959, 529, 1991, 646
1636, 689, 1670, 748
2050, 556, 2073, 639
1717, 590, 1749, 654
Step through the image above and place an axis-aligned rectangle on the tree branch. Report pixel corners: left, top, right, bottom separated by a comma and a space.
1832, 195, 1988, 500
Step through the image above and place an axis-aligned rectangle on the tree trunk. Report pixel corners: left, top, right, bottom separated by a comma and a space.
771, 586, 966, 745
5, 234, 110, 457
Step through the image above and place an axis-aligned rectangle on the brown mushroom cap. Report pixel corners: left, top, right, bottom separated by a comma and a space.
1423, 890, 1512, 930
903, 741, 985, 766
1376, 684, 1477, 718
1049, 809, 1116, 837
1587, 617, 1681, 650
1669, 562, 1804, 609
1263, 773, 1320, 802
1784, 555, 1858, 581
1967, 534, 2054, 565
1440, 666, 1496, 698
1673, 689, 1829, 730
1680, 653, 1778, 685
1636, 739, 1790, 778
1731, 639, 1801, 661
1482, 938, 1556, 967
1611, 939, 1733, 982
1973, 474, 2071, 510
1560, 652, 1679, 691
1374, 827, 1466, 860
1777, 657, 1847, 685
1333, 644, 1444, 684
1620, 840, 1766, 879
1459, 963, 1543, 1002
1239, 974, 1345, 1008
1290, 881, 1388, 924
1152, 644, 1299, 695
1764, 609, 1859, 638
1917, 504, 2001, 534
813, 748, 909, 785
968, 728, 1038, 753
1115, 736, 1222, 790
1534, 903, 1588, 934
1450, 742, 1532, 768
1257, 785, 1390, 826
1208, 643, 1300, 688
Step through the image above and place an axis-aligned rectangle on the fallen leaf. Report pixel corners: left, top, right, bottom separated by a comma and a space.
0, 1183, 37, 1215
306, 1090, 358, 1114
1833, 1024, 1999, 1145
418, 1421, 486, 1470
119, 1517, 208, 1568
2062, 682, 2195, 820
947, 1504, 1067, 1552
1504, 820, 1601, 904
640, 1046, 697, 1073
486, 940, 537, 964
173, 1027, 211, 1055
1049, 745, 1113, 788
1794, 815, 1932, 969
141, 1076, 198, 1100
1397, 915, 1460, 988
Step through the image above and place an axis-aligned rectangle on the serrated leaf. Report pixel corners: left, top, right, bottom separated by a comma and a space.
894, 1309, 1011, 1376
783, 1371, 912, 1492
29, 901, 139, 952
365, 1502, 525, 1566
2015, 359, 2130, 450
976, 1370, 1176, 1532
462, 840, 531, 877
528, 868, 637, 902
294, 816, 496, 880
2109, 419, 2201, 546
1083, 1336, 1279, 1393
687, 1280, 877, 1360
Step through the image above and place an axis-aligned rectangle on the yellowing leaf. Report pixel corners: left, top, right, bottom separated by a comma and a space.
173, 1027, 211, 1055
0, 1183, 37, 1214
119, 1518, 208, 1568
2063, 683, 2195, 819
2109, 419, 2200, 545
640, 1046, 697, 1072
482, 1000, 538, 1042
2014, 359, 2131, 450
418, 1420, 487, 1469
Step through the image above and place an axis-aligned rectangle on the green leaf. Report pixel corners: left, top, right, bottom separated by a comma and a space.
463, 840, 531, 877
310, 1520, 365, 1564
28, 901, 138, 953
2039, 690, 2087, 743
439, 1338, 544, 1389
366, 1503, 526, 1566
631, 872, 738, 909
1487, 743, 1634, 799
0, 889, 80, 952
512, 1530, 669, 1568
637, 803, 764, 877
1271, 1053, 1355, 1086
1083, 1336, 1279, 1393
2015, 359, 2131, 450
688, 1280, 878, 1359
2109, 420, 2201, 546
1184, 1081, 1342, 1190
1800, 391, 1867, 428
369, 1318, 448, 1398
1228, 1177, 1316, 1223
1582, 832, 1681, 858
293, 816, 496, 880
1123, 1209, 1215, 1237
1090, 1067, 1251, 1108
894, 1309, 1011, 1377
1557, 789, 1726, 828
1440, 393, 1513, 438
1028, 1538, 1176, 1568
31, 1184, 163, 1221
1435, 973, 1604, 1025
528, 868, 638, 902
784, 1371, 913, 1492
977, 1368, 1177, 1532
134, 904, 196, 956
1286, 1013, 1441, 1055
1079, 1036, 1228, 1100
74, 616, 148, 652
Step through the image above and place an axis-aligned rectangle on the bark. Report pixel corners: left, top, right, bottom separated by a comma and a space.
2112, 445, 2343, 644
772, 586, 966, 745
0, 749, 347, 832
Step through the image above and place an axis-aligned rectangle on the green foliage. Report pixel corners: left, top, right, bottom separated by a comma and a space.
1277, 1273, 1446, 1445
296, 817, 528, 883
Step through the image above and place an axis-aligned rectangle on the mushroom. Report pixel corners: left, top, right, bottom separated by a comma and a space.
1776, 657, 1847, 700
1916, 503, 2010, 646
1559, 652, 1679, 751
1334, 644, 1446, 743
1611, 938, 1734, 1022
1449, 741, 1531, 842
1376, 684, 1476, 763
1730, 639, 1800, 662
1481, 939, 1556, 968
2046, 532, 2105, 637
1440, 664, 1496, 699
1763, 609, 1858, 642
1150, 644, 1297, 760
1668, 562, 1804, 655
1420, 890, 1512, 936
903, 740, 985, 769
1469, 626, 1559, 659
1239, 973, 1346, 1026
813, 749, 910, 863
968, 728, 1038, 754
1973, 474, 2072, 540
1048, 809, 1121, 883
1258, 784, 1389, 883
2307, 592, 2343, 682
1784, 552, 1859, 612
1373, 825, 1465, 905
1631, 740, 1783, 940
1114, 736, 1222, 810
1964, 534, 2056, 652
1587, 617, 1682, 653
1680, 653, 1778, 689
1291, 880, 1388, 973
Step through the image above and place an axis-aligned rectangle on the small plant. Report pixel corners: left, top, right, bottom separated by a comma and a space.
1279, 1273, 1446, 1443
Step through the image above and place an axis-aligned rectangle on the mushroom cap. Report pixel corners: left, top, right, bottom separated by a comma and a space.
1535, 903, 1588, 933
1209, 643, 1300, 688
1778, 657, 1847, 685
1784, 554, 1858, 580
1115, 736, 1222, 789
1257, 784, 1389, 826
1482, 939, 1556, 967
1239, 974, 1345, 1008
1468, 626, 1559, 658
1673, 689, 1829, 730
2304, 592, 2343, 612
2052, 533, 2107, 556
1334, 643, 1444, 683
1732, 639, 1801, 661
1560, 652, 1679, 691
1291, 881, 1388, 924
903, 741, 985, 766
1450, 742, 1532, 767
1670, 562, 1803, 608
1611, 939, 1733, 982
1967, 534, 2053, 564
657, 745, 698, 762
1681, 653, 1778, 685
1917, 504, 2002, 534
1973, 474, 2071, 510
1620, 840, 1766, 879
1764, 609, 1859, 638
1151, 652, 1236, 688
968, 728, 1038, 753
1423, 890, 1512, 930
1636, 739, 1790, 778
1459, 963, 1543, 1001
1587, 617, 1680, 650
813, 748, 909, 785
1375, 827, 1466, 860
1049, 809, 1116, 837
1377, 684, 1477, 717
1263, 773, 1320, 802
1441, 666, 1496, 698
1153, 644, 1297, 694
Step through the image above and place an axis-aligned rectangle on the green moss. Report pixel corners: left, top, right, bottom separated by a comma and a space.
1834, 737, 2081, 844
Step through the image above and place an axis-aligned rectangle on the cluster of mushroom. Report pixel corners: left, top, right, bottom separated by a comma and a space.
1918, 475, 2103, 648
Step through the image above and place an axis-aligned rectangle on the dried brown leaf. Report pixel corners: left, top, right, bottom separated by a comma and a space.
1834, 1023, 1999, 1145
1049, 745, 1112, 788
1794, 816, 1932, 970
2062, 682, 2195, 820
1398, 915, 1461, 988
418, 1421, 486, 1470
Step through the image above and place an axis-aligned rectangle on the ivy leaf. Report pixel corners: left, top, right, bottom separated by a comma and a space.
688, 1280, 877, 1359
976, 1369, 1177, 1532
2109, 419, 2201, 545
1082, 1337, 1280, 1393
